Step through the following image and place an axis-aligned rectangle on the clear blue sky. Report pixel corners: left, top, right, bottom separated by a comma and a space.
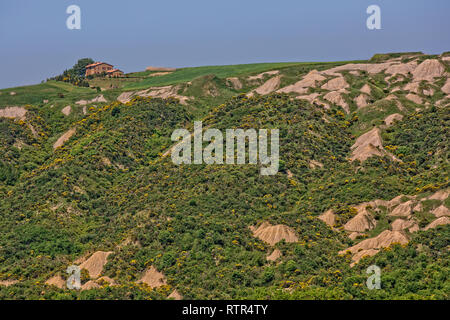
1, 0, 449, 89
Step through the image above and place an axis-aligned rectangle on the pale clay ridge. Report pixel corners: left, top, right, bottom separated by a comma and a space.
318, 209, 336, 227
137, 86, 190, 103
45, 273, 116, 291
339, 230, 409, 266
424, 217, 450, 230
354, 94, 368, 109
344, 204, 376, 233
431, 205, 450, 218
352, 144, 384, 162
296, 58, 444, 87
267, 249, 282, 262
0, 279, 18, 287
436, 96, 450, 107
384, 74, 403, 84
323, 90, 349, 114
168, 289, 183, 300
146, 66, 176, 72
320, 59, 434, 79
384, 194, 404, 210
226, 77, 243, 90
360, 84, 371, 95
74, 251, 92, 264
116, 91, 135, 103
78, 276, 115, 291
384, 113, 403, 127
96, 276, 116, 286
61, 105, 71, 116
403, 81, 420, 94
79, 277, 116, 290
411, 59, 446, 81
385, 94, 406, 112
405, 93, 423, 104
350, 127, 401, 162
349, 232, 363, 240
78, 251, 113, 279
277, 70, 325, 94
324, 189, 449, 266
117, 85, 190, 105
149, 72, 172, 77
81, 281, 100, 290
426, 189, 449, 201
391, 218, 418, 232
137, 266, 167, 288
441, 78, 450, 94
247, 70, 279, 81
423, 88, 434, 96
385, 61, 417, 76
350, 249, 380, 266
296, 93, 330, 110
53, 128, 76, 150
248, 75, 281, 96
296, 92, 320, 103
350, 127, 383, 162
242, 58, 444, 112
0, 106, 27, 120
250, 222, 298, 246
321, 76, 349, 91
322, 61, 394, 76
389, 200, 413, 217
413, 202, 423, 212
76, 95, 107, 106
309, 159, 324, 169
387, 195, 411, 208
403, 81, 434, 97
45, 275, 66, 289
91, 94, 108, 103
346, 229, 410, 253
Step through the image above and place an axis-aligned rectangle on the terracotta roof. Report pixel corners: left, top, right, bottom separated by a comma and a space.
106, 69, 123, 73
86, 62, 113, 68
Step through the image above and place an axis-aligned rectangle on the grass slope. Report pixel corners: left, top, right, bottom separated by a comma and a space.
124, 61, 365, 90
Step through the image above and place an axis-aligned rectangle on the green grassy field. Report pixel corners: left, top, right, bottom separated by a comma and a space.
0, 60, 368, 105
0, 81, 95, 107
0, 61, 358, 108
124, 62, 334, 90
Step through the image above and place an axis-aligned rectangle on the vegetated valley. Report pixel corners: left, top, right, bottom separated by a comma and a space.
0, 52, 449, 299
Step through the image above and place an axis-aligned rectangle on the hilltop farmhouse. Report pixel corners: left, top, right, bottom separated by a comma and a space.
106, 69, 124, 77
85, 62, 123, 77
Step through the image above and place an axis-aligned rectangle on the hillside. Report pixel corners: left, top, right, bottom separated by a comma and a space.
0, 52, 449, 300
